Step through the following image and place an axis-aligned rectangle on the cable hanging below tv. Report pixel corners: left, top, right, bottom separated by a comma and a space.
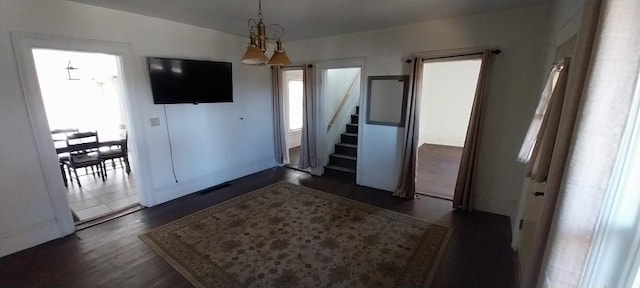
147, 57, 233, 105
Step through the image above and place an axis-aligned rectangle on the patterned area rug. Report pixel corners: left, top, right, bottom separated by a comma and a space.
140, 182, 451, 288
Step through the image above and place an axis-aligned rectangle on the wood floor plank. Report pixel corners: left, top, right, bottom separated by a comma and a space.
0, 167, 516, 287
416, 143, 463, 200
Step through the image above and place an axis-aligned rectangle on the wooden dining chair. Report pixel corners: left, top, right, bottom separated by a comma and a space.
61, 131, 105, 187
51, 128, 79, 187
101, 132, 131, 175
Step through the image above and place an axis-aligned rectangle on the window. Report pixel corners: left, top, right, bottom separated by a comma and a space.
288, 80, 303, 131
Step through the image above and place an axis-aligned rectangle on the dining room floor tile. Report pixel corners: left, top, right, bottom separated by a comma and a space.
66, 169, 139, 222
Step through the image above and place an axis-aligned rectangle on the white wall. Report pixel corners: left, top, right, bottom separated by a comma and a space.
287, 5, 550, 219
419, 59, 481, 147
324, 68, 361, 125
0, 0, 275, 256
550, 0, 587, 46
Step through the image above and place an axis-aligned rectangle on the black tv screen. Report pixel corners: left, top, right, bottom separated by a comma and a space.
147, 57, 232, 104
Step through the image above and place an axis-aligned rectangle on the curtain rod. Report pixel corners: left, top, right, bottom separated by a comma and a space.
406, 49, 502, 63
272, 64, 313, 70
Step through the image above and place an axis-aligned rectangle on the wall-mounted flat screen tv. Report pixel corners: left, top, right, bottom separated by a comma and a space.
147, 57, 232, 104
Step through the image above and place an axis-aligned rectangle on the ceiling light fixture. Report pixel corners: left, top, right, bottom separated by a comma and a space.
65, 60, 80, 80
241, 0, 292, 66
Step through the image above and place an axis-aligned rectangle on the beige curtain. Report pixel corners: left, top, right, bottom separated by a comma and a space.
271, 66, 289, 165
452, 50, 493, 211
527, 59, 570, 182
518, 66, 562, 163
299, 64, 317, 169
393, 57, 423, 199
523, 0, 640, 287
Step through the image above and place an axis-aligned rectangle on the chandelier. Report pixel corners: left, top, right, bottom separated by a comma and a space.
241, 0, 292, 65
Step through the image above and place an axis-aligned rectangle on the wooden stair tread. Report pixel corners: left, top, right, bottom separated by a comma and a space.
325, 165, 356, 173
336, 143, 357, 148
331, 153, 357, 160
328, 107, 359, 176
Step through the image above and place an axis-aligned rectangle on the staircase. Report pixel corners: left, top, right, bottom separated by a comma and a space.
324, 106, 359, 181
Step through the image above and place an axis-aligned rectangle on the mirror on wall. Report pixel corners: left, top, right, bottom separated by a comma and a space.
366, 75, 409, 127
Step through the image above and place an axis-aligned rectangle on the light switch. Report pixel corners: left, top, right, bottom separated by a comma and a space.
150, 117, 160, 127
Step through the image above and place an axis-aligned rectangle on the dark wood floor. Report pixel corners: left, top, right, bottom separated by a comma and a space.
0, 167, 516, 287
416, 143, 463, 200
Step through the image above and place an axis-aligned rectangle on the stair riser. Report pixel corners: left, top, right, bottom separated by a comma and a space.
330, 156, 357, 170
341, 134, 358, 145
324, 167, 356, 182
346, 125, 358, 134
351, 115, 359, 124
335, 145, 357, 157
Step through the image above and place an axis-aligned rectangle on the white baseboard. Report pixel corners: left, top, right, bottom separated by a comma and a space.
151, 159, 277, 206
0, 219, 62, 257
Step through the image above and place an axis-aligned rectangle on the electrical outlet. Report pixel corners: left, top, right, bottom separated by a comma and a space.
150, 117, 160, 127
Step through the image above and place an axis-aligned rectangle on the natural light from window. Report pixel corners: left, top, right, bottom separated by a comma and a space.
288, 80, 303, 131
32, 49, 125, 141
517, 65, 562, 163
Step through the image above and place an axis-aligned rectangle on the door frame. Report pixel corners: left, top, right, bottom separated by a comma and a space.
280, 67, 304, 167
11, 32, 152, 235
412, 48, 493, 202
314, 57, 365, 181
415, 54, 484, 200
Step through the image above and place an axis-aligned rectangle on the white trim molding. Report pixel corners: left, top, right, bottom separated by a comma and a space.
314, 57, 366, 181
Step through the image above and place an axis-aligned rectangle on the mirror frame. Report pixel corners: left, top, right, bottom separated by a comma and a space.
366, 75, 410, 127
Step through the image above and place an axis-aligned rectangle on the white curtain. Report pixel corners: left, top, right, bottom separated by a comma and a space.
526, 60, 570, 183
271, 66, 289, 165
94, 76, 125, 140
298, 64, 317, 169
518, 66, 562, 163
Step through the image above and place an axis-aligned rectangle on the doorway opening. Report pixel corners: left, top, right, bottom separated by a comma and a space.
416, 58, 482, 200
322, 67, 361, 182
32, 48, 139, 224
282, 68, 307, 171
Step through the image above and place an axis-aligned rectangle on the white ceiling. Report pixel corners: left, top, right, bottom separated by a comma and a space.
66, 0, 549, 41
